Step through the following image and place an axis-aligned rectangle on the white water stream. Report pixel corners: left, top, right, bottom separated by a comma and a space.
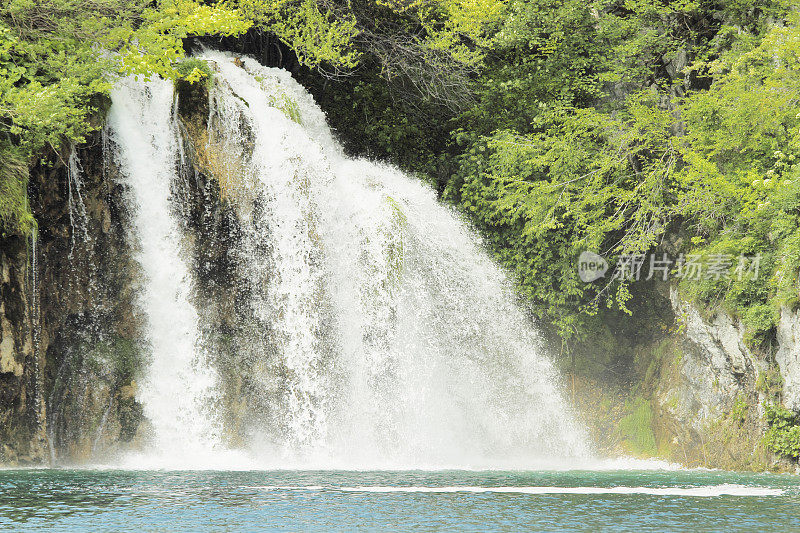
107, 77, 223, 466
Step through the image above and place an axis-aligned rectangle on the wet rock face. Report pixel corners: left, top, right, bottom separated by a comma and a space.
34, 140, 149, 463
662, 294, 800, 432
776, 306, 800, 410
174, 80, 271, 448
0, 81, 257, 464
0, 249, 27, 379
0, 237, 42, 464
659, 288, 760, 432
0, 85, 251, 464
643, 289, 799, 470
0, 133, 147, 466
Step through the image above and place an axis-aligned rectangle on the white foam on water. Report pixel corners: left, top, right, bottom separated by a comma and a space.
253, 484, 784, 497
586, 457, 685, 471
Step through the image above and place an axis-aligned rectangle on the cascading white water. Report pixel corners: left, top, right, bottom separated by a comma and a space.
66, 145, 90, 250
205, 59, 333, 455
107, 77, 223, 465
200, 51, 591, 469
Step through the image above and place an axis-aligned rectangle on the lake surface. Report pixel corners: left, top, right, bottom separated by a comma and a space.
1, 469, 798, 531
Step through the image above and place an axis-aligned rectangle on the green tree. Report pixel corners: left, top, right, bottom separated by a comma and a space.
0, 0, 250, 235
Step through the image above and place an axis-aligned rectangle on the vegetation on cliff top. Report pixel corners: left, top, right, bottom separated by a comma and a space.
0, 0, 251, 236
447, 4, 800, 348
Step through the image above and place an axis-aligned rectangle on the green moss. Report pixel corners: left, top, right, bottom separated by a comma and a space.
756, 366, 784, 402
383, 196, 406, 288
642, 339, 672, 387
253, 75, 302, 124
88, 338, 140, 382
0, 141, 36, 237
665, 394, 679, 412
730, 395, 748, 426
618, 397, 657, 456
117, 395, 143, 442
697, 395, 771, 471
741, 304, 779, 348
271, 92, 301, 124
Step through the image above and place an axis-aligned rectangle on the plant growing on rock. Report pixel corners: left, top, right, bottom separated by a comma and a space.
763, 403, 800, 459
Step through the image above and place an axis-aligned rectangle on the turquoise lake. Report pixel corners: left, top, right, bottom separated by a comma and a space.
1, 469, 798, 531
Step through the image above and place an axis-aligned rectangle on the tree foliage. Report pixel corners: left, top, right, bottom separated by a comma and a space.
438, 4, 800, 342
0, 0, 513, 235
293, 0, 799, 346
0, 0, 250, 235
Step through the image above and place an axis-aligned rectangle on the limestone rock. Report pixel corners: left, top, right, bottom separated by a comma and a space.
660, 288, 761, 432
776, 306, 800, 409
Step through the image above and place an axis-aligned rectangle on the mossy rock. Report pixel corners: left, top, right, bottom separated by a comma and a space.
617, 397, 658, 456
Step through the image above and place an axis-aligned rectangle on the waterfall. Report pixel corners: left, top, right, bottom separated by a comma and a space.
66, 145, 90, 251
107, 77, 223, 465
29, 231, 48, 462
196, 51, 590, 468
100, 55, 590, 469
205, 58, 333, 454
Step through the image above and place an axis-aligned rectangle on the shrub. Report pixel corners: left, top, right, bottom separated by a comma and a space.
763, 403, 800, 459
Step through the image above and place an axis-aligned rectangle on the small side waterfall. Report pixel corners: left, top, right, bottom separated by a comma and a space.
107, 77, 222, 464
66, 146, 90, 251
28, 231, 48, 462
